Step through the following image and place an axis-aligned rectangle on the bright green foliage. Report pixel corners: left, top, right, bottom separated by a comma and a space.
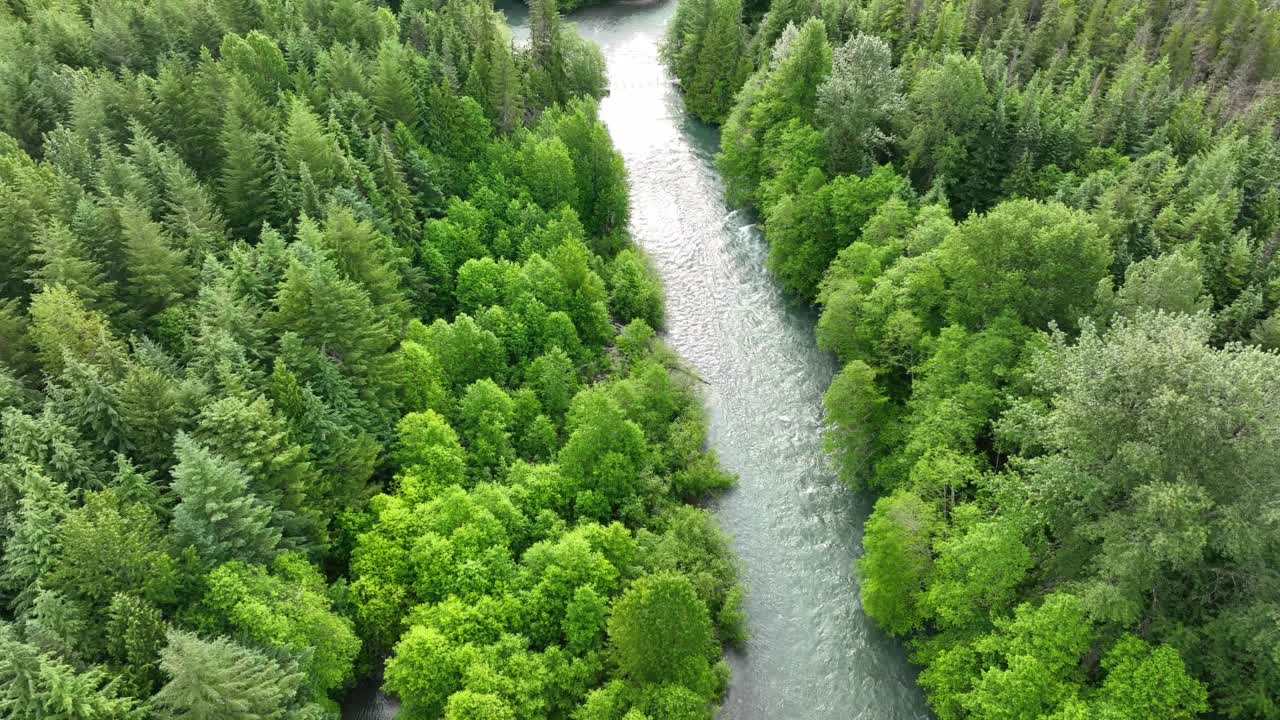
684, 0, 1280, 715
950, 594, 1096, 720
197, 554, 359, 697
0, 1, 741, 716
419, 315, 507, 391
445, 690, 516, 720
607, 573, 716, 690
856, 490, 934, 636
27, 285, 128, 379
564, 585, 608, 654
384, 626, 462, 718
524, 347, 580, 422
559, 390, 650, 516
397, 341, 450, 415
717, 18, 832, 207
394, 410, 467, 494
606, 249, 665, 329
359, 349, 735, 717
934, 200, 1110, 332
765, 165, 908, 300
519, 136, 580, 212
822, 360, 887, 483
458, 379, 516, 481
540, 101, 630, 244
1092, 635, 1208, 720
923, 514, 1032, 632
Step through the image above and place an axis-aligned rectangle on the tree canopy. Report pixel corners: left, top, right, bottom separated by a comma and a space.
665, 0, 1280, 717
0, 0, 740, 718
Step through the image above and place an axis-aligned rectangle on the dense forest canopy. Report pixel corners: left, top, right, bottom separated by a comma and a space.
0, 0, 744, 718
666, 0, 1280, 718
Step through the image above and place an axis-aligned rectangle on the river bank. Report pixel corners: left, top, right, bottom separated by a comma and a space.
343, 2, 927, 717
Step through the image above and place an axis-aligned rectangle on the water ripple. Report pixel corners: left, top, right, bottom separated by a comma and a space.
565, 3, 931, 719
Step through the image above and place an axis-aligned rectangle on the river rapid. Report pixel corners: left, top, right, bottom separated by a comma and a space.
342, 2, 928, 718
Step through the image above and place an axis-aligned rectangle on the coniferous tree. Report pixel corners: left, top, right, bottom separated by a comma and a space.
105, 593, 168, 697
529, 0, 567, 107
372, 39, 420, 131
170, 433, 280, 566
683, 0, 750, 124
27, 285, 129, 379
219, 119, 278, 241
150, 630, 307, 720
44, 489, 178, 615
0, 468, 70, 615
0, 624, 144, 719
28, 220, 115, 310
193, 395, 321, 551
49, 356, 131, 458
119, 198, 195, 320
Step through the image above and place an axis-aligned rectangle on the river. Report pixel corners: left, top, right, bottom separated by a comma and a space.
343, 2, 928, 718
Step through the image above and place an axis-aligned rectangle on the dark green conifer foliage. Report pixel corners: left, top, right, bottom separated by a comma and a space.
0, 624, 143, 720
105, 593, 168, 697
529, 0, 567, 107
0, 468, 70, 615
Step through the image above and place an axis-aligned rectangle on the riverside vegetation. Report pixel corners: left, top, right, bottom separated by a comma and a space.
0, 0, 746, 718
665, 0, 1280, 719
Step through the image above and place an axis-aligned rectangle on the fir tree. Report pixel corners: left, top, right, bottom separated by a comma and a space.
0, 467, 71, 616
170, 433, 280, 566
119, 198, 195, 320
0, 624, 143, 720
28, 219, 114, 310
151, 630, 307, 720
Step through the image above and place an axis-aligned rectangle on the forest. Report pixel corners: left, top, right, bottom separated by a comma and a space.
665, 0, 1280, 718
0, 0, 746, 718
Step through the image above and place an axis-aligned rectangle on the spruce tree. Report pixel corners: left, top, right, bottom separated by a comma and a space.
220, 123, 279, 240
28, 219, 114, 310
119, 197, 195, 320
371, 39, 419, 131
49, 356, 131, 458
685, 0, 750, 123
0, 624, 143, 719
170, 433, 280, 566
529, 0, 567, 106
0, 467, 70, 616
271, 247, 395, 388
151, 630, 306, 720
194, 395, 321, 551
27, 285, 129, 379
105, 593, 168, 697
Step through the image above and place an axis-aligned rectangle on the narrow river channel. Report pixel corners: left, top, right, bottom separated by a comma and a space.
343, 2, 928, 718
